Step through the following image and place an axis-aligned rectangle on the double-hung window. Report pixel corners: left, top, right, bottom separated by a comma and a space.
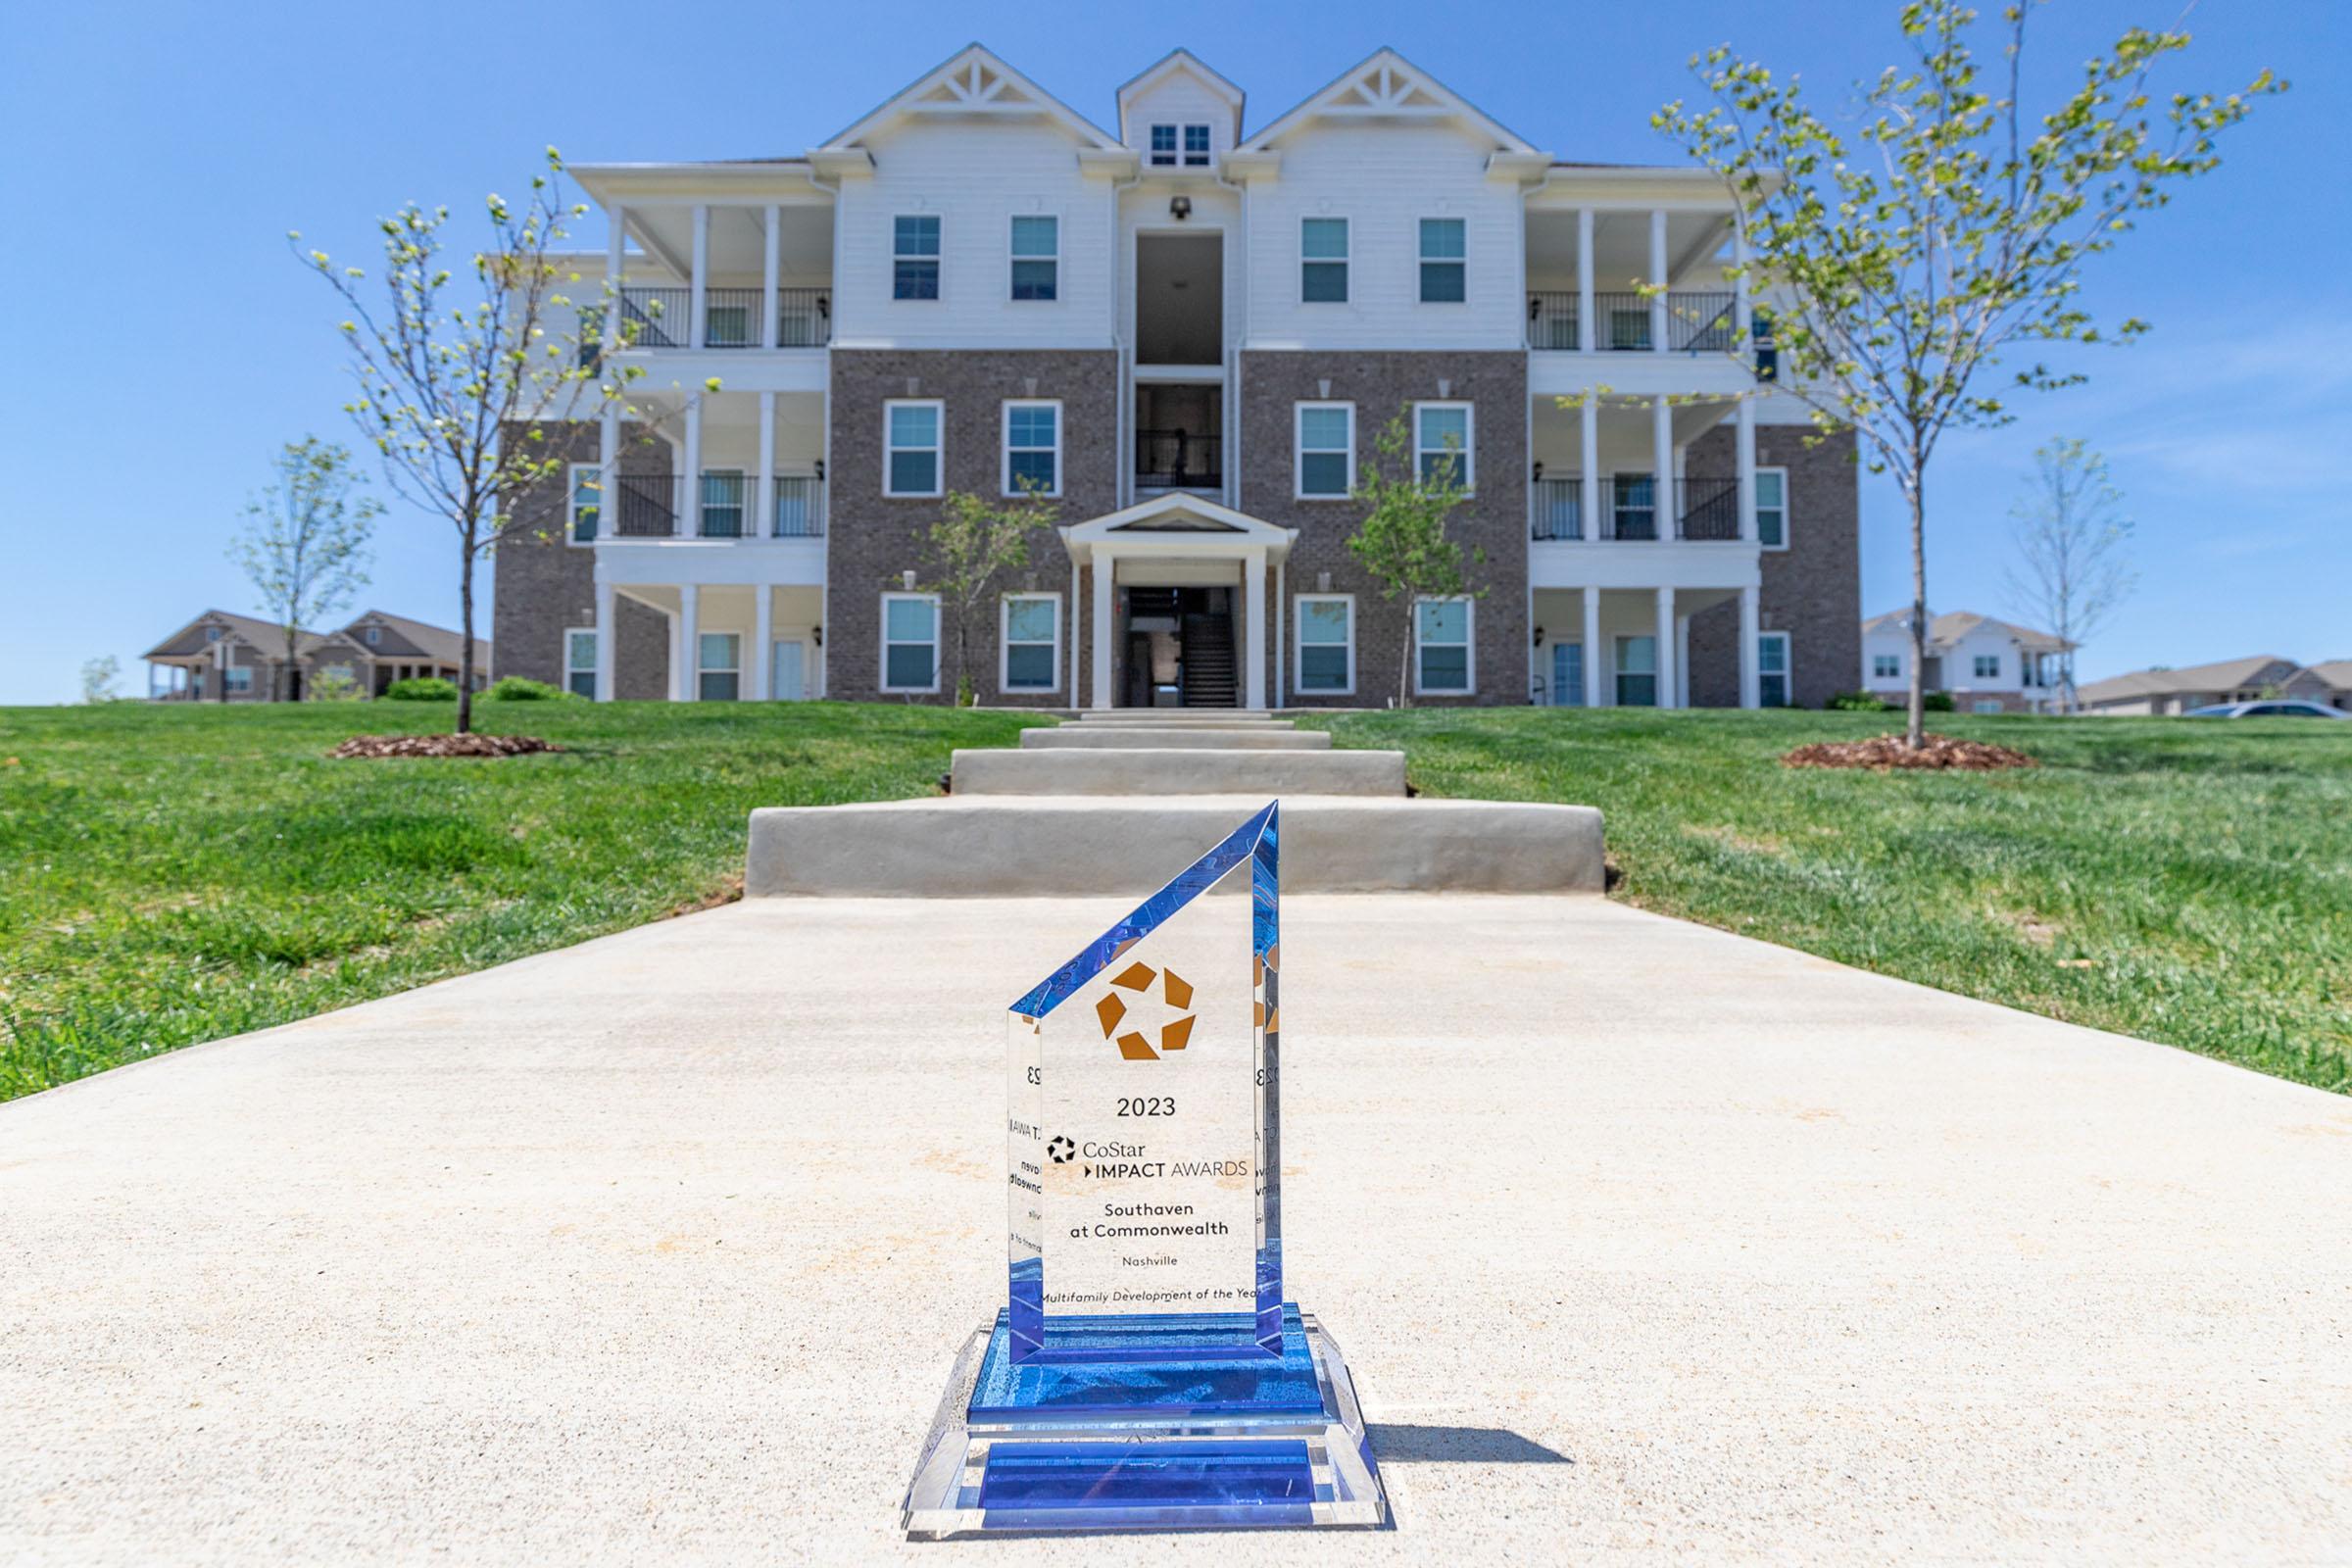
1010, 216, 1058, 301
564, 629, 598, 699
882, 593, 940, 693
1300, 218, 1348, 303
1419, 218, 1466, 303
700, 469, 746, 537
1973, 655, 2001, 680
1873, 654, 1901, 680
1003, 401, 1060, 496
1295, 595, 1354, 695
1609, 473, 1657, 539
1414, 403, 1473, 490
697, 632, 740, 701
1149, 124, 1179, 167
1295, 403, 1354, 499
893, 215, 941, 301
1759, 632, 1790, 708
1415, 598, 1473, 695
1756, 467, 1788, 549
1001, 595, 1059, 692
223, 665, 253, 694
1615, 635, 1658, 707
885, 401, 943, 497
1183, 124, 1211, 166
569, 464, 601, 542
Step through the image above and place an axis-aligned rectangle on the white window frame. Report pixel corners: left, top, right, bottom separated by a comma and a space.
564, 628, 598, 699
998, 593, 1062, 694
1182, 122, 1211, 166
696, 631, 742, 702
223, 664, 254, 694
1758, 630, 1791, 709
880, 591, 942, 695
883, 399, 945, 498
1299, 217, 1349, 304
699, 466, 747, 537
363, 625, 382, 647
892, 214, 942, 302
1417, 216, 1467, 304
1008, 214, 1059, 303
1293, 593, 1357, 697
1756, 466, 1789, 551
1001, 399, 1063, 498
1412, 595, 1476, 697
1972, 654, 2002, 680
1294, 401, 1355, 501
1603, 470, 1658, 541
1412, 401, 1475, 494
567, 462, 602, 546
1148, 123, 1179, 167
1873, 653, 1901, 681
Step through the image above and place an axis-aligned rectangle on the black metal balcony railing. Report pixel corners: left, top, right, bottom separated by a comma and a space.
1667, 292, 1738, 354
613, 286, 831, 349
698, 475, 749, 537
1592, 293, 1656, 352
1526, 293, 1581, 351
1676, 476, 1741, 540
1601, 475, 1657, 539
1134, 429, 1222, 490
614, 473, 681, 536
771, 473, 825, 537
605, 473, 826, 537
1530, 478, 1583, 540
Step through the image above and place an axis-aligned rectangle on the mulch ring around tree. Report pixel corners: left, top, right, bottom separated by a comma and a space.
1782, 732, 2037, 772
329, 734, 564, 760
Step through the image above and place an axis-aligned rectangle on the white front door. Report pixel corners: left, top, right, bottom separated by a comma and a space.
770, 639, 807, 702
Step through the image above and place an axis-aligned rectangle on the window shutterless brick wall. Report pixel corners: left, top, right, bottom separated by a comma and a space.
826, 349, 1118, 704
1238, 350, 1529, 708
1685, 424, 1861, 709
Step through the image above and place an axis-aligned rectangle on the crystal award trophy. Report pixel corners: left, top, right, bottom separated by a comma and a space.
901, 802, 1388, 1535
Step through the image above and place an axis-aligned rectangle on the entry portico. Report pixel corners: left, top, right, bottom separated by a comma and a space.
1060, 495, 1297, 710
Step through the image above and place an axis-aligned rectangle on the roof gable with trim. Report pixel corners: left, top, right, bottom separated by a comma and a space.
815, 44, 1125, 158
1241, 48, 1537, 158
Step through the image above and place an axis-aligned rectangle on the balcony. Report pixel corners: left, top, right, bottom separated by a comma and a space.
1526, 291, 1739, 353
1529, 476, 1742, 542
613, 286, 830, 350
612, 473, 826, 538
1134, 428, 1222, 491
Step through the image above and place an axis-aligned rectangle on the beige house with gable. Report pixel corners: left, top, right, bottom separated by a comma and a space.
142, 610, 491, 702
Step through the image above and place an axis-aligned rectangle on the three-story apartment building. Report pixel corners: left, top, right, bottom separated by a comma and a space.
494, 46, 1861, 710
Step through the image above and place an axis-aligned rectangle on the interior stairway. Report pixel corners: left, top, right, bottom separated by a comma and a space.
1180, 613, 1238, 708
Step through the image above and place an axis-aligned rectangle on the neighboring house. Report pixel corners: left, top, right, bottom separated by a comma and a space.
495, 44, 1861, 710
1860, 610, 2071, 713
141, 609, 491, 701
2077, 656, 2348, 716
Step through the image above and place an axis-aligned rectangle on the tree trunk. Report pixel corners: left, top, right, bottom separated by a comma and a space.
1397, 607, 1414, 710
1905, 471, 1928, 751
457, 528, 476, 736
284, 630, 300, 705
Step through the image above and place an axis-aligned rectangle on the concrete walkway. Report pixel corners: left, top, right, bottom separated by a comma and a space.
3, 895, 2348, 1564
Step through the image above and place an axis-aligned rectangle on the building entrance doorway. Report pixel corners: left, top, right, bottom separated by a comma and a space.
1121, 585, 1236, 709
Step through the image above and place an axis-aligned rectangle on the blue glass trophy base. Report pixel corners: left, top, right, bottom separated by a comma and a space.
901, 1305, 1388, 1537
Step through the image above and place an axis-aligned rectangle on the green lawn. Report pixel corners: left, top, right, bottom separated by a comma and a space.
1304, 709, 2352, 1095
0, 700, 1047, 1101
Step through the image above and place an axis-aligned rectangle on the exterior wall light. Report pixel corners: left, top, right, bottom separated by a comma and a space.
1169, 195, 1193, 221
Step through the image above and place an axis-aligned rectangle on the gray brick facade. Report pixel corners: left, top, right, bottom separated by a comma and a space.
1685, 424, 1862, 709
1238, 351, 1529, 709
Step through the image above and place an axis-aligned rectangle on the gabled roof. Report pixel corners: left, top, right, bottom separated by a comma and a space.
338, 611, 492, 667
1060, 495, 1298, 564
1860, 609, 2071, 654
2300, 660, 2352, 689
1115, 49, 1246, 146
816, 43, 1124, 155
1241, 48, 1538, 157
142, 609, 299, 661
2077, 656, 2302, 704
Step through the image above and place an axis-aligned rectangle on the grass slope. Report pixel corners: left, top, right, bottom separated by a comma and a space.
1309, 709, 2352, 1095
0, 701, 1045, 1100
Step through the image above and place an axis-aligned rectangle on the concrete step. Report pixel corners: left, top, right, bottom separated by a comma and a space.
746, 794, 1604, 897
1075, 710, 1285, 723
1021, 726, 1332, 751
953, 747, 1403, 797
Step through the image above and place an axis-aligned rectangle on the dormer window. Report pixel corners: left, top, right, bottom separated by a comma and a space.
1149, 124, 1178, 166
1148, 123, 1211, 168
1183, 124, 1210, 166
365, 626, 381, 647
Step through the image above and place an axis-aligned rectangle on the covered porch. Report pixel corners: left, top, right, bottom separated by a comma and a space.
1060, 497, 1297, 711
592, 583, 826, 702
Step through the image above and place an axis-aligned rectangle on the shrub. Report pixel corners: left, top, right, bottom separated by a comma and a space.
485, 676, 577, 702
1827, 690, 1893, 711
382, 676, 459, 702
308, 669, 363, 702
1923, 691, 1956, 711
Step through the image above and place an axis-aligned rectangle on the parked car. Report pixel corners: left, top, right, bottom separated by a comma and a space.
2181, 700, 2348, 718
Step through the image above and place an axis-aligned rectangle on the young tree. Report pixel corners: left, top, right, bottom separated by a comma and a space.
1345, 412, 1481, 709
1657, 1, 2278, 747
79, 657, 122, 705
228, 438, 379, 701
916, 489, 1059, 706
2003, 437, 2134, 713
292, 149, 628, 734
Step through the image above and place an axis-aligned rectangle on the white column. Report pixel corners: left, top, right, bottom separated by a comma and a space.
677, 584, 700, 702
604, 205, 625, 359
752, 585, 774, 701
1067, 560, 1081, 700
1244, 550, 1268, 711
1273, 562, 1286, 710
1736, 396, 1758, 544
1090, 556, 1114, 710
595, 583, 616, 701
1652, 397, 1674, 540
1579, 396, 1600, 540
689, 204, 710, 351
681, 396, 703, 537
1654, 587, 1677, 710
756, 390, 776, 538
597, 405, 619, 538
1677, 615, 1691, 708
763, 204, 781, 349
1576, 208, 1595, 355
1581, 586, 1602, 708
1648, 208, 1669, 355
663, 612, 683, 702
1739, 585, 1762, 710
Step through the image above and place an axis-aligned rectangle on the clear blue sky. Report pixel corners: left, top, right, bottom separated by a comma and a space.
2, 0, 2342, 704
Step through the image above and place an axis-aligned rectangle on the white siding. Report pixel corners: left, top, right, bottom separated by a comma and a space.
1244, 123, 1525, 350
1123, 72, 1236, 160
830, 121, 1115, 349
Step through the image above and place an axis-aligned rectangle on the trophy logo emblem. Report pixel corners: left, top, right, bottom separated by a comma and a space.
1092, 959, 1197, 1061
